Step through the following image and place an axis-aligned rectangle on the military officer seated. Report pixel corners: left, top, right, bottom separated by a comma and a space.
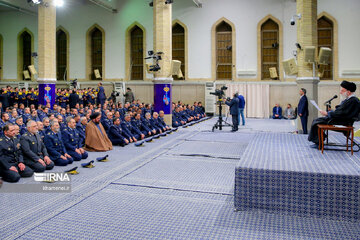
20, 120, 54, 172
44, 121, 73, 166
142, 112, 159, 135
108, 117, 130, 146
0, 124, 34, 182
121, 114, 141, 142
76, 116, 87, 144
61, 117, 88, 161
132, 113, 150, 138
158, 111, 171, 131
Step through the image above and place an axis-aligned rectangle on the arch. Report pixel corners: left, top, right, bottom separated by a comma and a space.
257, 15, 283, 81
125, 22, 147, 81
318, 12, 338, 80
17, 28, 35, 81
0, 34, 2, 80
172, 20, 188, 80
211, 17, 236, 80
86, 24, 105, 80
56, 26, 70, 80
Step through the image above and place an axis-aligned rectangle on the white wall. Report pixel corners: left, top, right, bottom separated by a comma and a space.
0, 0, 359, 80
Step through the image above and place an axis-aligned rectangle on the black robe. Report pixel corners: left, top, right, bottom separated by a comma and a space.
308, 96, 360, 144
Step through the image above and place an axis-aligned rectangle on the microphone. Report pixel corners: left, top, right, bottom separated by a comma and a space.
324, 95, 337, 104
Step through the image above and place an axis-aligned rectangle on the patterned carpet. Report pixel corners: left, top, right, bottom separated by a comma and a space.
1, 118, 360, 240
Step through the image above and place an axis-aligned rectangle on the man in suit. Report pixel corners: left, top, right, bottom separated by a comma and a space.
20, 120, 54, 172
225, 93, 239, 132
0, 124, 34, 182
44, 121, 73, 166
96, 82, 106, 106
272, 104, 283, 119
68, 89, 79, 109
308, 81, 360, 146
297, 88, 309, 134
62, 117, 88, 161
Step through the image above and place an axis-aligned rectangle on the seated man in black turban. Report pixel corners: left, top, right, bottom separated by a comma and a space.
308, 80, 360, 147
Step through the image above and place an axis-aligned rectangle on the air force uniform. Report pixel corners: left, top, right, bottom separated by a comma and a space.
0, 137, 34, 182
20, 131, 54, 172
44, 131, 74, 166
61, 127, 88, 161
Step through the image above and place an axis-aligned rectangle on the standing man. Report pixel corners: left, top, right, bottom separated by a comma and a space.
237, 93, 246, 126
97, 82, 106, 106
68, 89, 79, 109
225, 93, 239, 132
124, 88, 135, 104
297, 88, 309, 134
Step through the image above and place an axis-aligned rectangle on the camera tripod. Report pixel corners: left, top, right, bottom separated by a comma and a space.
212, 100, 233, 131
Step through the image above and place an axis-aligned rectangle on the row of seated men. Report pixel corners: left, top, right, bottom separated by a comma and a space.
0, 101, 206, 183
0, 86, 102, 109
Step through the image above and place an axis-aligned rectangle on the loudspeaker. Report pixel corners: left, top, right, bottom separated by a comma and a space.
304, 46, 316, 63
318, 47, 332, 65
28, 65, 37, 75
23, 70, 31, 80
282, 58, 298, 75
170, 60, 181, 75
269, 67, 278, 79
94, 69, 101, 79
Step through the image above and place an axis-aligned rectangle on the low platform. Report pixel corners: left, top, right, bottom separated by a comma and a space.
235, 132, 360, 222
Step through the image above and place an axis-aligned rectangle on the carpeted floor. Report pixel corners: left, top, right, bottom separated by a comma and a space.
1, 118, 360, 240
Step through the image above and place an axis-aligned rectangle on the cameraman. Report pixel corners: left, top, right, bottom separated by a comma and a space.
225, 93, 239, 132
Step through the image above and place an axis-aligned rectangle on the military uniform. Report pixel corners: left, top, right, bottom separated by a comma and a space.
0, 137, 34, 182
76, 123, 86, 145
44, 131, 73, 166
132, 119, 151, 137
101, 118, 113, 133
61, 127, 88, 161
121, 121, 141, 140
108, 125, 130, 146
20, 131, 54, 172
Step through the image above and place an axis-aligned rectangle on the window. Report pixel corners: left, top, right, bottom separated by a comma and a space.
130, 26, 143, 80
56, 29, 67, 80
20, 31, 32, 80
216, 21, 232, 80
91, 28, 103, 80
318, 16, 333, 80
261, 19, 279, 80
172, 23, 185, 80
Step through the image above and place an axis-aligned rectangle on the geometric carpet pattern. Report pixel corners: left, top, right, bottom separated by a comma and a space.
1, 118, 360, 239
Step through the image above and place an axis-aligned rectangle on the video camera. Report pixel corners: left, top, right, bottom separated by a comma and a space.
210, 86, 228, 99
145, 50, 164, 72
70, 78, 78, 88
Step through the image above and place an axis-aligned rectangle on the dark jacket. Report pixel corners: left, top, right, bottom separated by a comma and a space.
20, 131, 49, 164
297, 95, 309, 117
0, 137, 23, 170
225, 97, 239, 115
69, 93, 79, 109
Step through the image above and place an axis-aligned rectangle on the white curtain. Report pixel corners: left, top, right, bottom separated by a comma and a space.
225, 83, 270, 118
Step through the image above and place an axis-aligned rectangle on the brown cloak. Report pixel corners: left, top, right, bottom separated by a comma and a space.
84, 121, 113, 152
